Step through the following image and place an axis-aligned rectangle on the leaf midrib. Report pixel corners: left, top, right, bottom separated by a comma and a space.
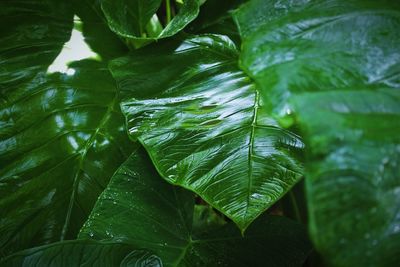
60, 92, 117, 240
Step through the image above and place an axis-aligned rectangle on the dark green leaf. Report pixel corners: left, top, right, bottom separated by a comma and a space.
80, 148, 312, 267
192, 205, 226, 235
101, 0, 199, 40
0, 0, 73, 87
73, 0, 129, 60
293, 89, 400, 267
1, 240, 161, 266
111, 35, 303, 230
187, 0, 246, 32
0, 60, 135, 256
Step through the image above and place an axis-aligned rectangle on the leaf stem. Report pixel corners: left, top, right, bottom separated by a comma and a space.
166, 0, 171, 24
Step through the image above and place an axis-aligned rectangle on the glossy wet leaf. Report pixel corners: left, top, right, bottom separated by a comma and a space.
80, 148, 312, 267
235, 0, 400, 265
293, 89, 400, 267
112, 35, 304, 230
1, 240, 161, 267
0, 0, 73, 87
0, 60, 135, 256
234, 0, 400, 116
101, 0, 199, 40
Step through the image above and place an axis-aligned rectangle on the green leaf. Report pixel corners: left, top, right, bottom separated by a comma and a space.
1, 240, 162, 266
187, 0, 247, 32
0, 60, 135, 256
100, 0, 199, 40
72, 0, 129, 60
234, 0, 400, 116
80, 148, 312, 267
192, 205, 226, 235
235, 1, 400, 265
111, 35, 304, 230
0, 0, 73, 87
101, 0, 162, 37
293, 89, 400, 267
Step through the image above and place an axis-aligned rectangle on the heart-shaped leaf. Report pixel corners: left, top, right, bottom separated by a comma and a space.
80, 148, 312, 266
111, 35, 304, 230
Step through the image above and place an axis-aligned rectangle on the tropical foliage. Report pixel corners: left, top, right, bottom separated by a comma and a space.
1, 0, 399, 266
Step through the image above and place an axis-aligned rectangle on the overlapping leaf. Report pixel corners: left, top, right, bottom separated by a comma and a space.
100, 0, 199, 40
1, 240, 161, 267
79, 148, 312, 267
235, 0, 400, 265
111, 35, 304, 230
72, 0, 129, 60
0, 59, 135, 255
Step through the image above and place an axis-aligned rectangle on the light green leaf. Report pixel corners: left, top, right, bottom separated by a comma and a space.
234, 0, 400, 116
100, 0, 199, 40
1, 240, 162, 266
80, 148, 312, 267
0, 60, 135, 256
111, 35, 303, 230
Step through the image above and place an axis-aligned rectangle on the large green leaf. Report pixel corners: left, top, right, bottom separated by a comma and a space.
111, 35, 304, 230
0, 0, 73, 88
80, 148, 312, 267
234, 0, 400, 116
293, 89, 400, 267
1, 240, 161, 266
235, 0, 400, 265
0, 60, 135, 256
100, 0, 199, 40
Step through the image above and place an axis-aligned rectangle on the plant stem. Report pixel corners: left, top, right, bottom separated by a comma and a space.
289, 191, 302, 222
165, 0, 171, 24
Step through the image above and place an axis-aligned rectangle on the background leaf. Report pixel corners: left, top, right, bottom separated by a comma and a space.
111, 35, 304, 230
80, 148, 312, 267
72, 0, 129, 60
293, 89, 400, 267
0, 0, 73, 88
1, 240, 161, 267
100, 0, 199, 40
0, 60, 135, 256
